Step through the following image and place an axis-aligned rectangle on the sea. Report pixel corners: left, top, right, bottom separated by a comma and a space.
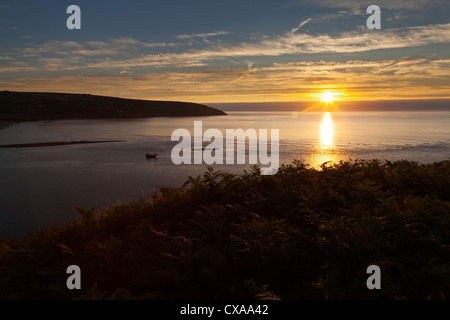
0, 111, 449, 238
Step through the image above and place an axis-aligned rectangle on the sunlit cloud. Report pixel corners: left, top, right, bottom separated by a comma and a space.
263, 23, 450, 54
2, 22, 448, 74
1, 56, 448, 102
0, 9, 449, 103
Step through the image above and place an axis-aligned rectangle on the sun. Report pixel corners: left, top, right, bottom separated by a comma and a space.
320, 91, 337, 104
305, 90, 344, 111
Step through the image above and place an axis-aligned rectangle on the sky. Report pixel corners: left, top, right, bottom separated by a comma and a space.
0, 0, 449, 104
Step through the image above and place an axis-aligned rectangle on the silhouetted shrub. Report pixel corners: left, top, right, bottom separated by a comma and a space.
0, 159, 449, 300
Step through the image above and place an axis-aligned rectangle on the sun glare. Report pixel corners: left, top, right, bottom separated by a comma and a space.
320, 91, 337, 104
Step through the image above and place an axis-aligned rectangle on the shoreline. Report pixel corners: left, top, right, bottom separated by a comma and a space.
0, 140, 125, 148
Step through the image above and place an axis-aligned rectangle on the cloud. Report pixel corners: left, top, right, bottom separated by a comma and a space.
2, 22, 449, 74
18, 40, 114, 57
175, 31, 232, 39
88, 22, 450, 70
1, 57, 448, 102
1, 18, 449, 102
290, 18, 312, 33
13, 38, 177, 58
43, 22, 437, 73
109, 37, 175, 48
262, 23, 450, 54
175, 31, 232, 44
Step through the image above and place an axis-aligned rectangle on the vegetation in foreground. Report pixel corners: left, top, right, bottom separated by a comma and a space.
0, 159, 449, 300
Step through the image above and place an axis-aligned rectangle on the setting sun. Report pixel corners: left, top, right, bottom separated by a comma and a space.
320, 91, 338, 104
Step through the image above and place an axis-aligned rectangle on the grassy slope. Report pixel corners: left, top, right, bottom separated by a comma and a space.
0, 91, 226, 121
0, 159, 449, 300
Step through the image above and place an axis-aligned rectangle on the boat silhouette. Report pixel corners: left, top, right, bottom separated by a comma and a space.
145, 153, 158, 159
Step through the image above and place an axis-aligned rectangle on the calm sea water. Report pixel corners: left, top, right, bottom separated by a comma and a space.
1, 111, 449, 238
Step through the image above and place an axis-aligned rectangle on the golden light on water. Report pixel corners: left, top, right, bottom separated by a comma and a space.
320, 112, 333, 148
307, 112, 345, 169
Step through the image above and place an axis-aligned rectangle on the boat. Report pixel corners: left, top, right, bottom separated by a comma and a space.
146, 153, 158, 159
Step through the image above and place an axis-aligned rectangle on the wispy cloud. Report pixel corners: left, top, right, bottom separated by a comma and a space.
1, 57, 448, 102
262, 23, 450, 54
176, 31, 232, 39
84, 22, 450, 70
12, 38, 178, 58
1, 20, 449, 76
2, 22, 449, 74
1, 16, 449, 102
290, 18, 312, 33
175, 31, 232, 44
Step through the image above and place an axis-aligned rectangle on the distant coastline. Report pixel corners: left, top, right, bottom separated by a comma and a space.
0, 91, 226, 123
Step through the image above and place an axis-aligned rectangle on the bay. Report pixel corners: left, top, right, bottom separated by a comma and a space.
0, 111, 449, 238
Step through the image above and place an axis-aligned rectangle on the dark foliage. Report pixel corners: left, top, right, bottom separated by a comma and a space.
0, 159, 449, 300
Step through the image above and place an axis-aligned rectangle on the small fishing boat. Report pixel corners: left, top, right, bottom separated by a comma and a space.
146, 153, 158, 159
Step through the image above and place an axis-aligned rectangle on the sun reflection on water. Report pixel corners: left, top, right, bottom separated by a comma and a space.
307, 112, 344, 169
320, 112, 333, 148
